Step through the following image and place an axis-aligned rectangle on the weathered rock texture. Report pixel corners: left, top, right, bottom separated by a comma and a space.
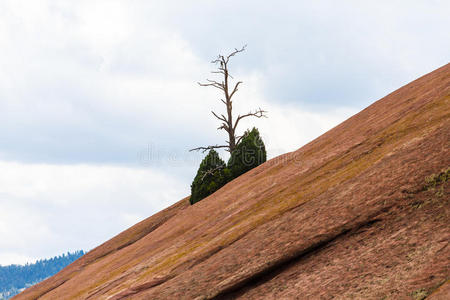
15, 64, 450, 299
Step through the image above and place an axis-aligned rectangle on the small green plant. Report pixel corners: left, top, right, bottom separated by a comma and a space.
411, 288, 428, 300
435, 186, 444, 197
228, 127, 267, 179
190, 150, 228, 205
424, 167, 449, 199
424, 167, 449, 190
412, 167, 449, 209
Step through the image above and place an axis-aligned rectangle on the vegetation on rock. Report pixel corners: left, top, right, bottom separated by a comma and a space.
424, 167, 449, 190
190, 128, 267, 204
190, 150, 228, 205
228, 127, 267, 179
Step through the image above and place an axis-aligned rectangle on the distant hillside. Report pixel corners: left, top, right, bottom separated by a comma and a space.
15, 64, 449, 299
0, 251, 84, 299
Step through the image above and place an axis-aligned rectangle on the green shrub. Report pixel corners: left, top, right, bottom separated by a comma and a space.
189, 128, 267, 205
425, 167, 449, 190
228, 127, 267, 179
190, 150, 228, 205
411, 288, 428, 300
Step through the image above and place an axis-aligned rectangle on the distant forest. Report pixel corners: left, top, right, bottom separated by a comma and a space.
0, 250, 84, 299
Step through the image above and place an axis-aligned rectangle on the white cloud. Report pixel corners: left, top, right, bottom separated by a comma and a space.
0, 0, 448, 264
1, 0, 449, 164
220, 73, 357, 157
0, 161, 187, 265
0, 0, 224, 165
0, 253, 37, 267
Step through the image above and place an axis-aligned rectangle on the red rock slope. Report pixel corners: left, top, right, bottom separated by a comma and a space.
15, 64, 450, 299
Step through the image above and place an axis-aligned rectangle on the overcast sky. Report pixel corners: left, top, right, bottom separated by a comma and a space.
1, 0, 449, 265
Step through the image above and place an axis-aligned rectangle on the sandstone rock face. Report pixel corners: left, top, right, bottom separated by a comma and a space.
15, 64, 450, 299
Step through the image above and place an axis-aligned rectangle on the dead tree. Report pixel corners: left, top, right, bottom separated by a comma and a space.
190, 45, 267, 154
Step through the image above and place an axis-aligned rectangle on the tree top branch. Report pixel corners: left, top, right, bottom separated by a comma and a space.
234, 108, 268, 129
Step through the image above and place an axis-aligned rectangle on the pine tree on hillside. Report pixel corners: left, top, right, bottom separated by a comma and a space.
228, 127, 266, 179
190, 150, 229, 205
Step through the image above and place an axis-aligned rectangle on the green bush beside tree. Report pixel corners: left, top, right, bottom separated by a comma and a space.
190, 149, 228, 205
227, 127, 266, 179
190, 128, 267, 205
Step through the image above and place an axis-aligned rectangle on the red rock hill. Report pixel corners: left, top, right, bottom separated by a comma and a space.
15, 64, 450, 299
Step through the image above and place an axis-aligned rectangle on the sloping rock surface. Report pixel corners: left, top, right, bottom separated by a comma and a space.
15, 64, 450, 299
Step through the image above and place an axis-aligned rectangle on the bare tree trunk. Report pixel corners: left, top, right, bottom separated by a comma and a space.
191, 46, 267, 154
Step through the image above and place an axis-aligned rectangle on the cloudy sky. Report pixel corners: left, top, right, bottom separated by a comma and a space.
1, 0, 449, 265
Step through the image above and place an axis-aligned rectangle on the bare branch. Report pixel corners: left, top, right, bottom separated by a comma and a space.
225, 45, 246, 64
236, 135, 245, 145
198, 81, 224, 91
234, 108, 268, 129
212, 54, 225, 64
229, 81, 243, 99
218, 122, 229, 131
206, 79, 223, 85
200, 165, 224, 181
211, 111, 227, 123
189, 145, 229, 153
